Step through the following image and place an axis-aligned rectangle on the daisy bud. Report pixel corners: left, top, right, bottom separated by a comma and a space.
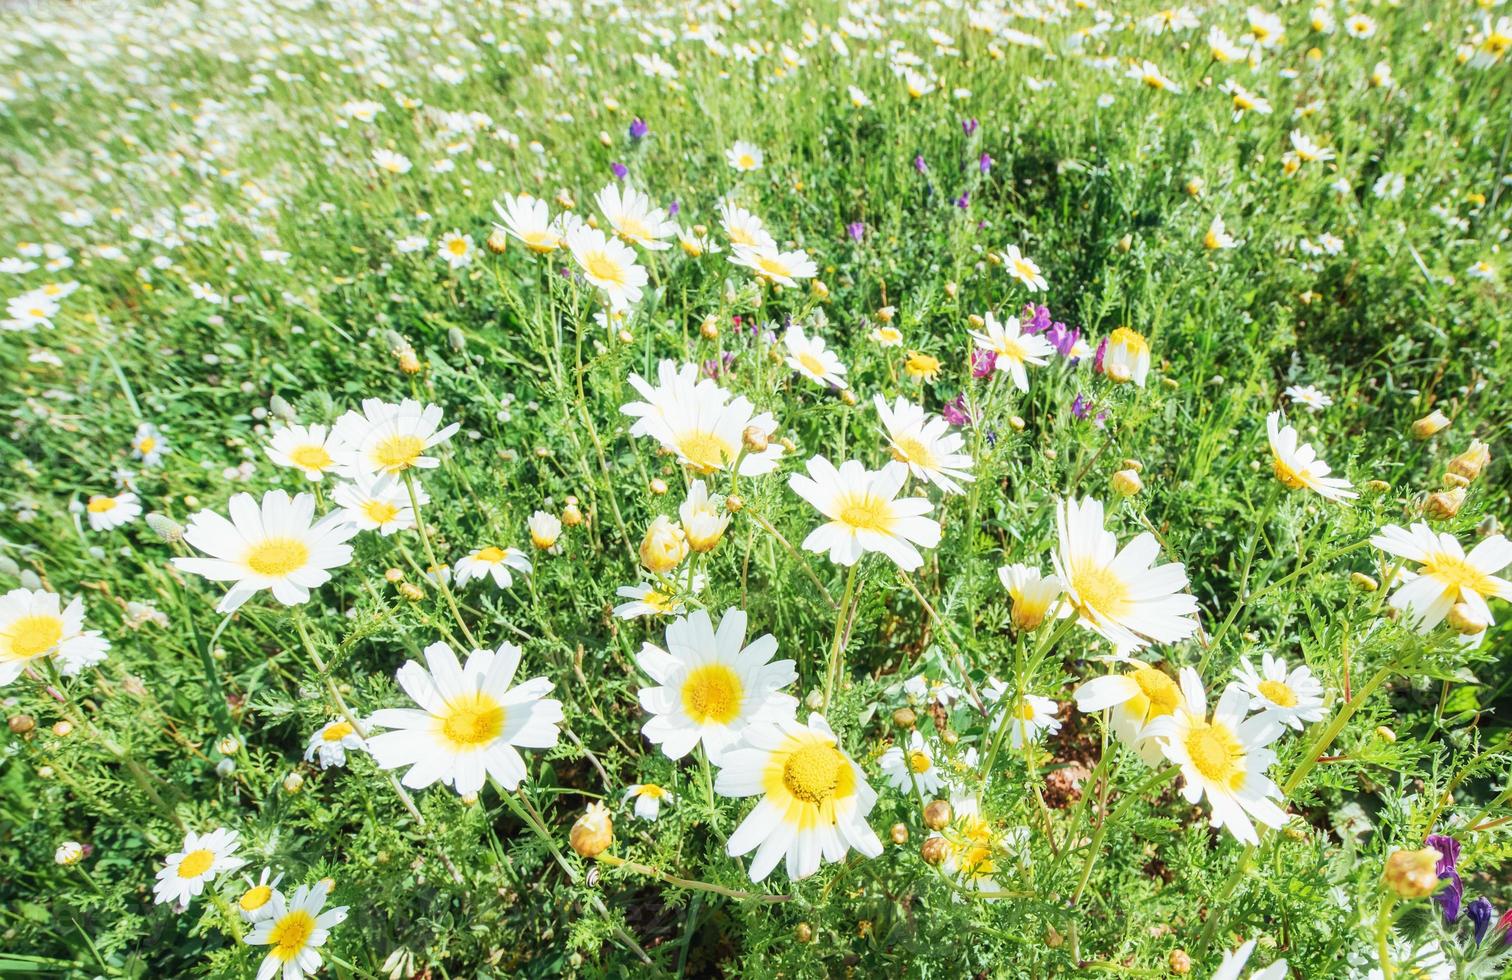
639, 515, 688, 574
805, 688, 825, 710
460, 793, 478, 807
9, 714, 35, 734
0, 554, 19, 577
447, 327, 466, 351
840, 389, 858, 406
529, 510, 562, 549
742, 426, 770, 454
967, 313, 986, 329
1365, 479, 1391, 493
37, 766, 54, 779
1350, 572, 1379, 592
725, 495, 744, 513
1045, 926, 1064, 948
1447, 602, 1488, 636
216, 758, 236, 777
1411, 410, 1451, 440
1478, 515, 1501, 538
892, 707, 917, 729
397, 348, 422, 374
384, 567, 405, 583
486, 228, 509, 254
215, 736, 240, 755
649, 478, 669, 496
1376, 726, 1397, 743
923, 799, 952, 830
1424, 487, 1465, 519
1116, 233, 1133, 253
1106, 363, 1133, 384
52, 721, 73, 738
617, 330, 634, 344
283, 771, 305, 793
890, 823, 909, 845
940, 729, 958, 745
1168, 949, 1191, 974
944, 281, 958, 299
398, 582, 425, 601
1111, 468, 1144, 497
1449, 439, 1490, 482
569, 802, 613, 858
562, 503, 584, 527
794, 923, 814, 944
920, 835, 949, 866
55, 841, 85, 866
597, 130, 612, 147
1186, 177, 1204, 196
811, 280, 830, 300
145, 513, 185, 543
700, 316, 719, 340
269, 394, 296, 420
779, 437, 796, 453
1384, 847, 1442, 899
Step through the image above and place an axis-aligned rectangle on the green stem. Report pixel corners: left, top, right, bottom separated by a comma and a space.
596, 855, 789, 903
823, 563, 861, 709
401, 469, 478, 649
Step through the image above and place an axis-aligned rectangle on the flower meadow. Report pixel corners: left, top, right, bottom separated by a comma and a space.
1, 0, 1510, 977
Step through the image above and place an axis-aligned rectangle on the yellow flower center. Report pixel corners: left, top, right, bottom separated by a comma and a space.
371, 433, 425, 471
908, 750, 931, 773
322, 721, 355, 742
438, 691, 506, 749
755, 254, 792, 279
796, 351, 829, 377
1257, 679, 1298, 708
728, 225, 760, 247
836, 492, 894, 533
475, 546, 506, 563
1011, 258, 1038, 281
447, 238, 469, 255
268, 909, 316, 961
362, 499, 400, 524
781, 741, 853, 804
638, 784, 666, 798
1422, 551, 1497, 598
1069, 561, 1131, 620
1272, 455, 1305, 490
1109, 327, 1149, 357
890, 434, 937, 470
522, 230, 557, 253
1127, 667, 1181, 724
289, 444, 333, 471
616, 216, 652, 241
680, 663, 744, 725
138, 437, 157, 453
582, 250, 627, 285
1014, 701, 1039, 721
675, 430, 733, 472
737, 154, 756, 169
245, 537, 310, 577
1185, 721, 1246, 789
87, 495, 118, 513
2, 614, 64, 660
177, 849, 215, 879
905, 353, 940, 378
239, 884, 273, 911
1484, 31, 1509, 55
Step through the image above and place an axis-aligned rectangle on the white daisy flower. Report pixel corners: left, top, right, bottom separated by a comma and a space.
969, 312, 1054, 392
1267, 411, 1356, 502
492, 193, 562, 253
331, 398, 459, 479
132, 422, 168, 466
1283, 384, 1333, 412
878, 729, 945, 795
366, 641, 563, 797
788, 457, 941, 571
85, 491, 141, 531
784, 323, 848, 389
454, 545, 532, 589
679, 480, 730, 553
236, 868, 284, 923
1369, 524, 1512, 639
998, 693, 1061, 749
1233, 654, 1326, 730
997, 564, 1063, 632
1052, 497, 1200, 654
566, 222, 648, 311
725, 141, 764, 171
624, 783, 673, 821
331, 474, 424, 535
304, 719, 366, 769
436, 230, 474, 268
1072, 662, 1185, 765
245, 879, 348, 980
874, 395, 974, 494
1213, 939, 1288, 980
527, 511, 562, 551
0, 587, 111, 686
172, 490, 358, 613
1099, 328, 1151, 386
728, 243, 817, 288
613, 580, 697, 620
717, 201, 776, 251
265, 424, 348, 481
1000, 245, 1047, 292
153, 827, 246, 909
1143, 668, 1287, 845
636, 607, 797, 763
716, 712, 883, 882
595, 183, 677, 251
621, 360, 785, 476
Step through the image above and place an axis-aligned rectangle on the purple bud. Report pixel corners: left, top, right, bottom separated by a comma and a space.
1427, 835, 1460, 875
667, 200, 680, 216
1467, 897, 1495, 945
979, 152, 993, 174
1047, 322, 1080, 358
1093, 338, 1109, 375
628, 117, 648, 140
913, 154, 928, 174
954, 192, 970, 209
610, 162, 628, 179
962, 118, 978, 136
847, 221, 865, 242
1437, 871, 1463, 924
941, 394, 972, 427
971, 348, 997, 378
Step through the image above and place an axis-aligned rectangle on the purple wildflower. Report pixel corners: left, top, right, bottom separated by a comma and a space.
1467, 898, 1495, 945
1437, 871, 1464, 924
610, 161, 628, 180
979, 152, 993, 174
1046, 321, 1080, 358
913, 154, 928, 174
628, 117, 648, 140
1021, 303, 1052, 333
971, 348, 997, 378
962, 118, 978, 136
955, 191, 970, 209
667, 200, 680, 217
1093, 337, 1109, 375
702, 352, 736, 379
847, 221, 866, 241
1071, 393, 1092, 420
941, 395, 972, 427
1427, 835, 1461, 875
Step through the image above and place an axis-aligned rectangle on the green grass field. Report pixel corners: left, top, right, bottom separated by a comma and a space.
1, 0, 1510, 975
